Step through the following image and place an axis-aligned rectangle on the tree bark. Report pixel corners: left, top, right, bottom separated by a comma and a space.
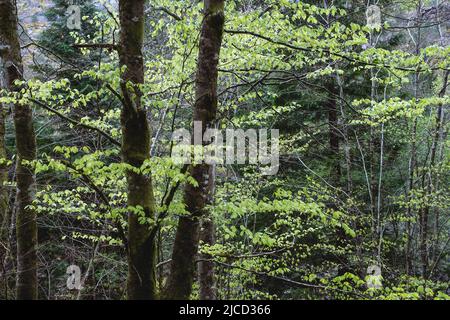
164, 0, 224, 300
0, 54, 10, 299
199, 165, 217, 300
326, 83, 341, 185
118, 0, 157, 300
0, 0, 38, 300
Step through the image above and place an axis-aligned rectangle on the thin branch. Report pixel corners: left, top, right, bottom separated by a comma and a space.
225, 29, 449, 73
60, 159, 128, 249
72, 43, 117, 51
203, 259, 369, 299
146, 6, 182, 21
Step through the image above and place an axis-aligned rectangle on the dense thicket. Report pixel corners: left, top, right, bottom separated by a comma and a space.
0, 0, 448, 300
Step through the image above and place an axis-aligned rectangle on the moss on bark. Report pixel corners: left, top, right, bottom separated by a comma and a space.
164, 0, 224, 300
118, 0, 157, 300
0, 0, 38, 300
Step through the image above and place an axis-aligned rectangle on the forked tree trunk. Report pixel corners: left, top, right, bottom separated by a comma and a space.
0, 0, 38, 300
118, 0, 157, 300
165, 0, 225, 300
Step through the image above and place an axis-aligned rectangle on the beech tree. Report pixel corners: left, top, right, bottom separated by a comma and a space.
0, 0, 38, 300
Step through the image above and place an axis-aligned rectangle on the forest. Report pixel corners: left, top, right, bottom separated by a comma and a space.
0, 0, 448, 300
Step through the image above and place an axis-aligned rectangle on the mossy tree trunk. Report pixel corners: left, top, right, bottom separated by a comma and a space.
0, 0, 38, 300
118, 0, 157, 300
198, 165, 217, 300
164, 0, 224, 300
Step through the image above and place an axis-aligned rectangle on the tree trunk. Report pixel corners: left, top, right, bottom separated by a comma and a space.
118, 0, 157, 300
0, 0, 38, 300
164, 0, 224, 300
326, 83, 341, 185
0, 48, 9, 243
0, 83, 9, 299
